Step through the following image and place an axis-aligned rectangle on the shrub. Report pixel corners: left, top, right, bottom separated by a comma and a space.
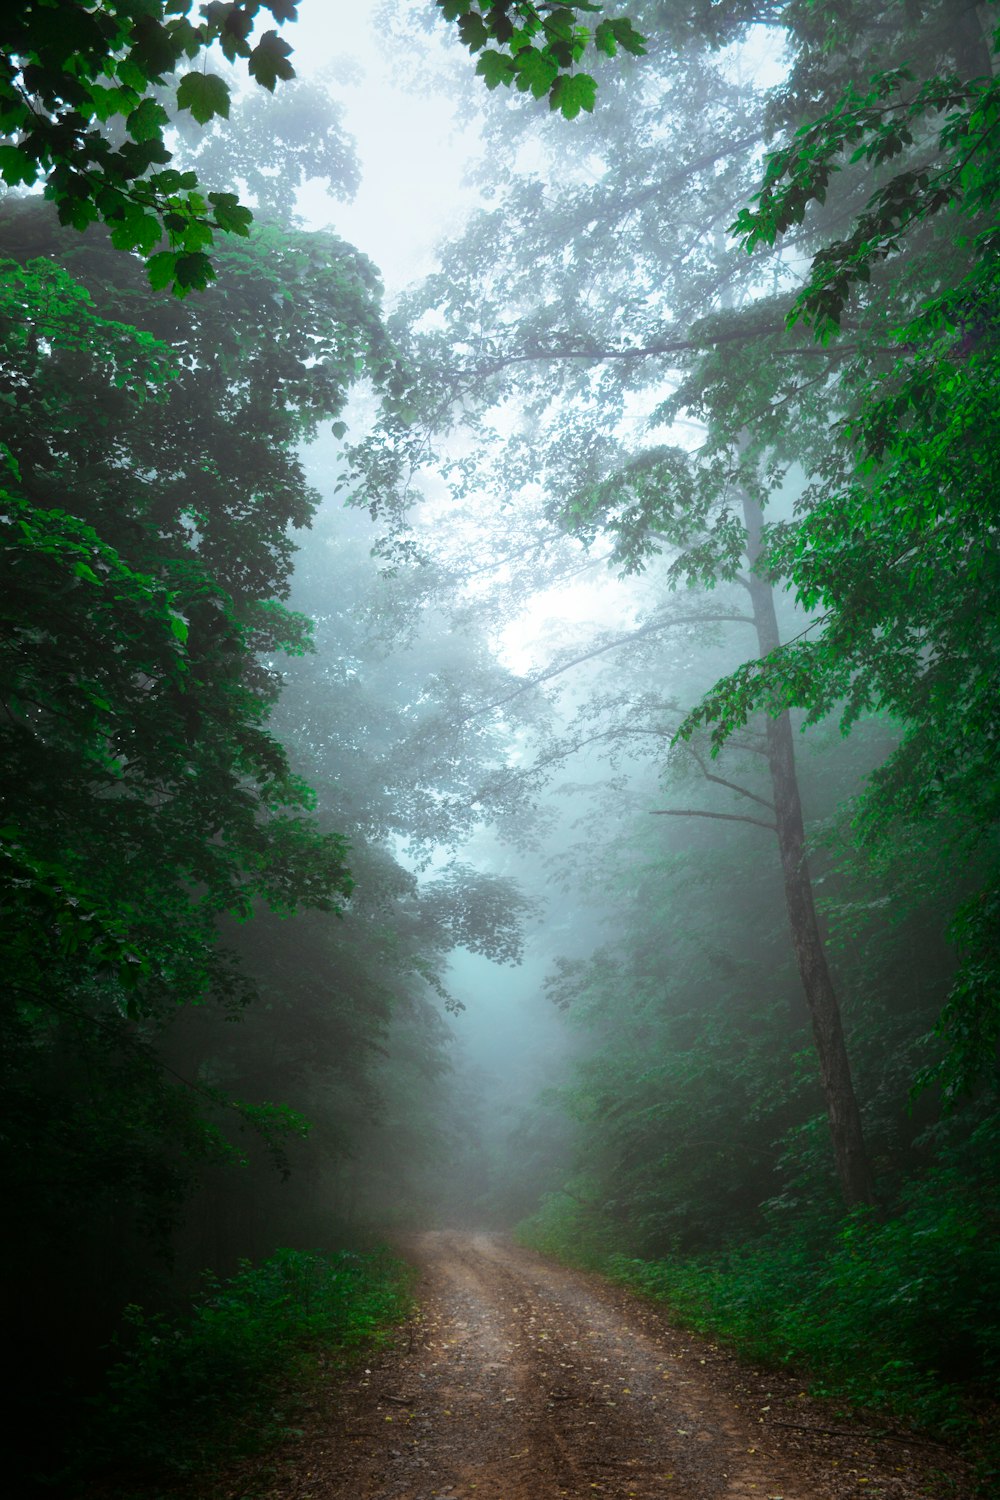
524, 1117, 1000, 1445
89, 1247, 413, 1487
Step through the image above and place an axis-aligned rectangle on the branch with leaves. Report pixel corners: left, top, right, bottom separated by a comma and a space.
734, 67, 1000, 339
0, 2, 646, 293
0, 1, 300, 293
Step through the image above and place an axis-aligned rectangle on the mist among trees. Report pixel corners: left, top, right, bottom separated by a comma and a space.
1, 2, 998, 1494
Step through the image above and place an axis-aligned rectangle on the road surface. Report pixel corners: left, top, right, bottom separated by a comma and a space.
231, 1231, 967, 1500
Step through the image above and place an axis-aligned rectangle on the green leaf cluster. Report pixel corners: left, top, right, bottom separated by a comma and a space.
733, 67, 1000, 340
0, 3, 305, 292
438, 1, 644, 116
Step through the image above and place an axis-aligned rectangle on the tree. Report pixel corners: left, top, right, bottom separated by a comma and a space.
683, 4, 1000, 1100
0, 191, 400, 1417
0, 199, 398, 1001
351, 0, 1000, 1198
348, 19, 884, 1204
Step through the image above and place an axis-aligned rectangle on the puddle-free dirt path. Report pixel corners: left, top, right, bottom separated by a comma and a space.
234, 1231, 969, 1500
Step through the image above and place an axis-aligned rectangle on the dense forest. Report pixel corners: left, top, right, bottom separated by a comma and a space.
1, 1, 998, 1495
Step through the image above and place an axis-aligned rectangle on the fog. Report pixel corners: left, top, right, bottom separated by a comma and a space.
5, 5, 997, 1483
240, 2, 979, 1256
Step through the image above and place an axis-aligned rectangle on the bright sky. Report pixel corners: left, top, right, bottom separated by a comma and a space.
288, 2, 485, 293
284, 4, 786, 294
281, 5, 789, 677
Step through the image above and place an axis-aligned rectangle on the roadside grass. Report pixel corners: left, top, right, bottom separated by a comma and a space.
517, 1148, 1000, 1492
80, 1246, 414, 1495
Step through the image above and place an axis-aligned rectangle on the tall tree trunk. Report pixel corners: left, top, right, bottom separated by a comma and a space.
949, 2, 993, 79
742, 490, 876, 1208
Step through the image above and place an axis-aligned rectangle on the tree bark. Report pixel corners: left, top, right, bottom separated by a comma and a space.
742, 490, 876, 1209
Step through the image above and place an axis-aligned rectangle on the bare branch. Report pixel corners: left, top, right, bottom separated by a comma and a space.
468, 325, 866, 380
650, 807, 778, 832
485, 721, 683, 793
466, 611, 755, 723
726, 736, 771, 757
684, 742, 775, 810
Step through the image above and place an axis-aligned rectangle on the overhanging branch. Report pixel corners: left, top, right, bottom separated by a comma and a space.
468, 324, 866, 380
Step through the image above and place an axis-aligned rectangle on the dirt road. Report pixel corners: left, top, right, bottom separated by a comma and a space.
240, 1231, 967, 1500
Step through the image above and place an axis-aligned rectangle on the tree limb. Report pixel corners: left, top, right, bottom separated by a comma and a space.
466, 611, 755, 723
468, 324, 866, 380
486, 721, 682, 792
684, 742, 775, 810
650, 807, 778, 832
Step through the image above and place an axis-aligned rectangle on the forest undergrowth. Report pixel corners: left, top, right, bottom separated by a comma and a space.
64, 1248, 414, 1499
518, 1114, 1000, 1493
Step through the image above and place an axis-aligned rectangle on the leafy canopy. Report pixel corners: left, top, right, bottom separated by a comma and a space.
0, 2, 644, 293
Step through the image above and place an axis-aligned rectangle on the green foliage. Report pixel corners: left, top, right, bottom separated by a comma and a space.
550, 70, 598, 119
0, 981, 232, 1254
438, 1, 645, 116
0, 2, 304, 291
89, 1248, 413, 1484
0, 1, 642, 289
0, 204, 395, 1020
517, 1186, 627, 1267
529, 812, 828, 1252
615, 1129, 1000, 1435
0, 200, 400, 1472
525, 1116, 1000, 1445
247, 29, 296, 92
733, 66, 1000, 339
176, 69, 232, 125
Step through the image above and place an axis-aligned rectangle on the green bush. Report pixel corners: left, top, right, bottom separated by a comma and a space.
523, 1118, 1000, 1444
515, 1184, 629, 1268
89, 1247, 413, 1487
